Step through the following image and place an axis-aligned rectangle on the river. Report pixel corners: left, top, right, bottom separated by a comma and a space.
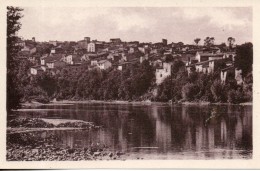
8, 103, 252, 160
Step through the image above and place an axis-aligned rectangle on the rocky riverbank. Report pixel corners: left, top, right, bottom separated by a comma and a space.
7, 132, 125, 161
7, 118, 126, 161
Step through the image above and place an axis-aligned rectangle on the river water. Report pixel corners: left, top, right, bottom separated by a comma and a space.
8, 103, 252, 159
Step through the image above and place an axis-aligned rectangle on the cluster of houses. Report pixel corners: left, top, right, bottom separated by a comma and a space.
155, 48, 242, 85
17, 36, 243, 86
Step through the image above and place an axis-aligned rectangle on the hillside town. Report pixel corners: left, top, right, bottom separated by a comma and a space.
18, 36, 242, 86
12, 34, 253, 105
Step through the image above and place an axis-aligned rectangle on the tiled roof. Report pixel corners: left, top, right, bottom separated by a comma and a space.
98, 60, 108, 64
44, 54, 64, 62
221, 66, 234, 72
198, 52, 224, 57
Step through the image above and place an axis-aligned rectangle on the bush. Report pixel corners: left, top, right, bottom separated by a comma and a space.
210, 80, 226, 102
227, 89, 244, 104
182, 83, 200, 101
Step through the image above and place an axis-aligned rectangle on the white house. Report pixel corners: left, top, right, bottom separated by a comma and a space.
88, 42, 95, 52
235, 69, 243, 85
91, 60, 98, 66
224, 52, 236, 62
155, 62, 172, 85
140, 55, 149, 63
50, 49, 56, 54
46, 60, 66, 69
220, 66, 233, 84
128, 47, 138, 54
194, 60, 216, 74
195, 52, 224, 62
40, 57, 46, 65
63, 55, 73, 64
97, 60, 112, 70
221, 66, 243, 85
87, 42, 104, 52
30, 66, 44, 75
49, 40, 58, 46
118, 65, 123, 71
81, 54, 90, 61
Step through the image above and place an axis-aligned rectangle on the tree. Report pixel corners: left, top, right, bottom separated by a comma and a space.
194, 38, 201, 46
204, 37, 215, 47
182, 83, 200, 101
210, 80, 226, 102
35, 72, 57, 97
7, 6, 23, 111
210, 37, 215, 45
227, 37, 235, 51
234, 42, 253, 78
176, 42, 184, 50
219, 42, 227, 52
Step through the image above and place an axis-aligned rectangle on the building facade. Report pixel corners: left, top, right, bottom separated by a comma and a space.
155, 62, 172, 85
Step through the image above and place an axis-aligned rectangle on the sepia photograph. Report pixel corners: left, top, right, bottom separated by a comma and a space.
2, 0, 259, 169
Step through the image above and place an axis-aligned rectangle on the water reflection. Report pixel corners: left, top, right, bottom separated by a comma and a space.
10, 103, 252, 159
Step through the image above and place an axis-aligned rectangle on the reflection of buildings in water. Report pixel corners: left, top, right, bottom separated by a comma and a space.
184, 126, 192, 150
194, 123, 215, 159
242, 107, 252, 132
220, 118, 227, 143
208, 125, 215, 149
151, 105, 159, 119
195, 124, 215, 150
235, 115, 243, 141
182, 106, 194, 150
118, 126, 127, 151
227, 105, 233, 117
181, 106, 191, 124
195, 126, 204, 151
155, 119, 171, 153
151, 104, 172, 152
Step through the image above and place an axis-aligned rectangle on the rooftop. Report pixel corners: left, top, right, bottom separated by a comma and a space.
198, 52, 224, 57
221, 66, 234, 72
98, 60, 109, 64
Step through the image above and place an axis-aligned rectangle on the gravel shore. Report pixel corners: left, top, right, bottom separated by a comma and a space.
7, 132, 125, 161
7, 118, 124, 161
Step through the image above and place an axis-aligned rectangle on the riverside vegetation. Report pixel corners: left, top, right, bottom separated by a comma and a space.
15, 49, 252, 105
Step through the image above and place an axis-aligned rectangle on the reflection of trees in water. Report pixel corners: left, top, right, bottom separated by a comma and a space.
168, 105, 252, 154
220, 118, 227, 144
16, 103, 252, 158
127, 106, 156, 150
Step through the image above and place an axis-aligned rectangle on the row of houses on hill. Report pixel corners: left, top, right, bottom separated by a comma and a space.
155, 51, 242, 85
18, 36, 242, 86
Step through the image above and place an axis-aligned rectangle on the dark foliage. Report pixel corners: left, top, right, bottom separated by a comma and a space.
7, 6, 23, 111
235, 42, 253, 78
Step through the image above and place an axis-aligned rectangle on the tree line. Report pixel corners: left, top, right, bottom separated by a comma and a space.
16, 60, 155, 103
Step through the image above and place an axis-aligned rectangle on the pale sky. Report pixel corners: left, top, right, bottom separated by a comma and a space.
19, 7, 252, 45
